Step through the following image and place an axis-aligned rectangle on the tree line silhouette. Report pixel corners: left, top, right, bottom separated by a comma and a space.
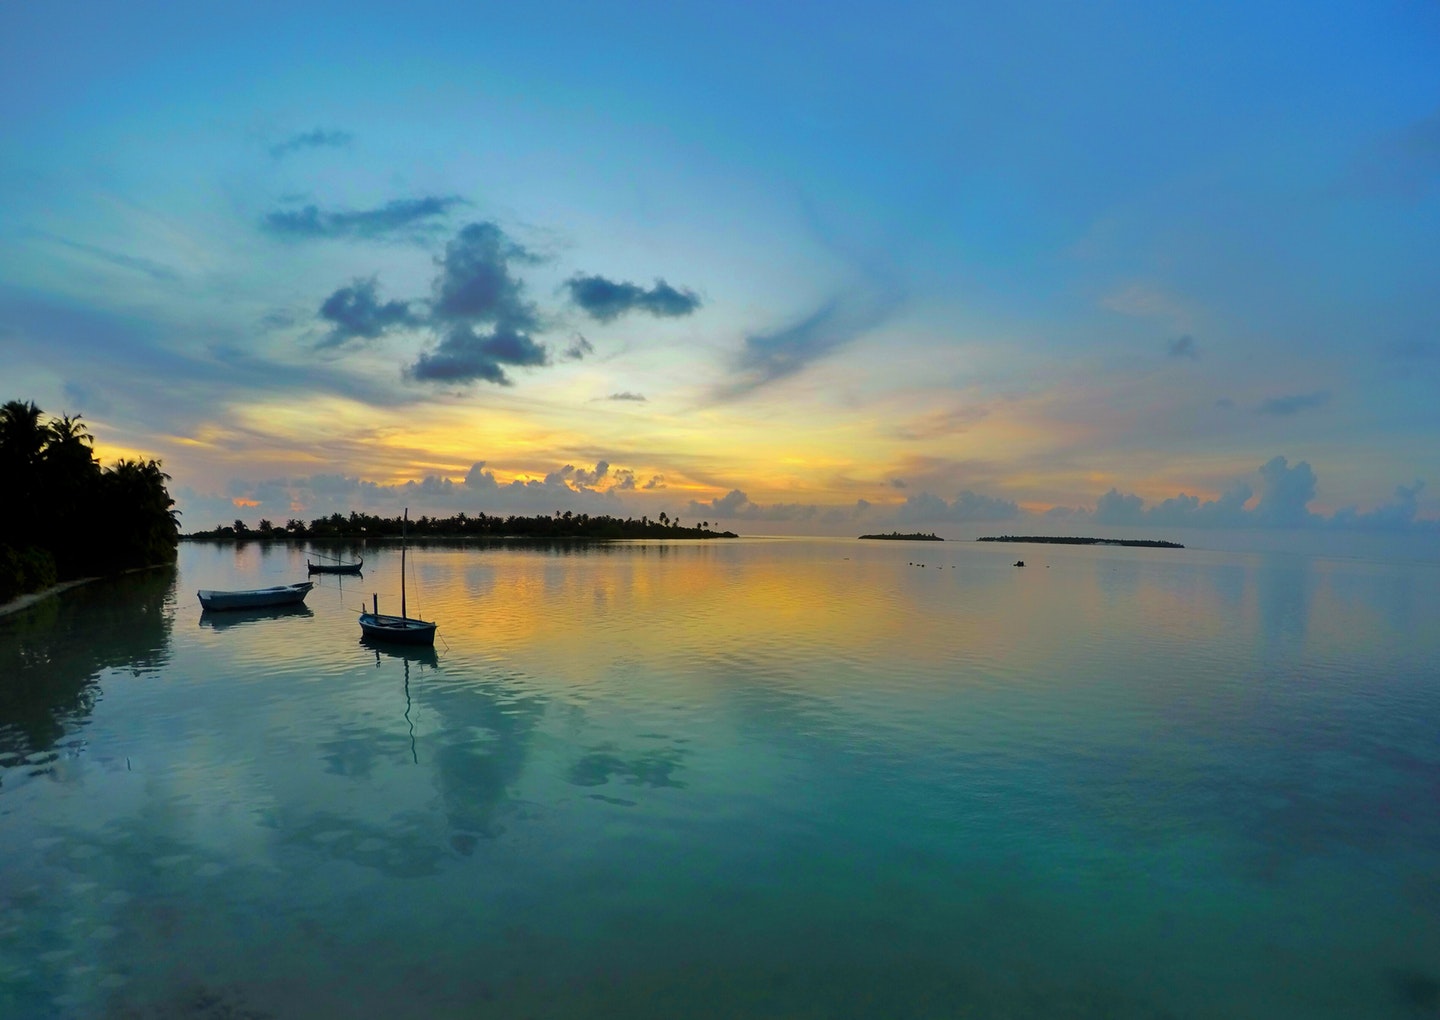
1, 400, 180, 601
187, 509, 737, 542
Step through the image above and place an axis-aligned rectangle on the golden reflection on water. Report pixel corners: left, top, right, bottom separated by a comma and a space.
172, 539, 1438, 699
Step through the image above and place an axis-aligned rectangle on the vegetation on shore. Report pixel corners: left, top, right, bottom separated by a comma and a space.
1, 399, 179, 601
185, 509, 737, 542
977, 535, 1184, 548
858, 532, 943, 541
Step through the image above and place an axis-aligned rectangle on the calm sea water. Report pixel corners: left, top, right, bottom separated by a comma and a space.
2, 537, 1438, 1018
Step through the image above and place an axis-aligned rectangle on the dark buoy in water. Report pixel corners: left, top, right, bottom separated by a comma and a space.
1014, 560, 1025, 567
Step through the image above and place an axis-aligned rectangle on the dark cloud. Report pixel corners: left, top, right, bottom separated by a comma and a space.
1257, 391, 1332, 416
408, 324, 549, 385
1167, 334, 1199, 360
565, 275, 701, 322
263, 196, 464, 241
407, 222, 550, 384
316, 278, 418, 348
605, 391, 647, 402
429, 222, 541, 327
714, 291, 899, 401
269, 128, 353, 159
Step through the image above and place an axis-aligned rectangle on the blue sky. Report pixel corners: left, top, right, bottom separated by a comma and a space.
2, 1, 1438, 537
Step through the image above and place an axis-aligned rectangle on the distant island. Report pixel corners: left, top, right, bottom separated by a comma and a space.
185, 510, 737, 542
977, 535, 1184, 549
858, 532, 943, 541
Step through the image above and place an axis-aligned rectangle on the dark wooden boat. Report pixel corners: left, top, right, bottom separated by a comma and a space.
307, 555, 363, 574
359, 509, 436, 646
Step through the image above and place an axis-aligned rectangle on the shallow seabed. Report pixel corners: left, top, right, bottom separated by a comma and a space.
2, 537, 1438, 1018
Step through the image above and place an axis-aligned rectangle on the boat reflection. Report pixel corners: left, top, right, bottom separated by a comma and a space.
361, 636, 440, 669
362, 637, 440, 765
199, 603, 315, 630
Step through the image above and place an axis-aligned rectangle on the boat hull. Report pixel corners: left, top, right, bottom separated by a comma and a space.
198, 582, 314, 612
307, 559, 363, 574
359, 612, 437, 646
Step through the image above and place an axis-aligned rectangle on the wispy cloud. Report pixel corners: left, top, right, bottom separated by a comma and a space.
49, 236, 179, 282
893, 405, 989, 441
1257, 390, 1331, 416
604, 391, 647, 402
561, 334, 593, 361
1342, 106, 1440, 201
565, 274, 701, 322
262, 196, 464, 241
1167, 334, 1199, 360
269, 128, 353, 159
713, 290, 899, 402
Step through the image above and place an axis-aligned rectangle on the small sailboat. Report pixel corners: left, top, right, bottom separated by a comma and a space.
359, 508, 437, 646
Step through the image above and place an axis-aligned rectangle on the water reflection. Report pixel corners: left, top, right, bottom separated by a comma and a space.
198, 603, 314, 630
0, 567, 175, 773
3, 540, 1438, 1018
1256, 552, 1315, 646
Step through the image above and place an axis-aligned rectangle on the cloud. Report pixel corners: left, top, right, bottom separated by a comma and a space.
1257, 391, 1332, 416
604, 391, 647, 402
714, 291, 898, 401
429, 222, 543, 325
1254, 455, 1318, 528
409, 324, 549, 385
407, 222, 551, 384
562, 334, 593, 361
1167, 334, 1199, 360
565, 275, 701, 322
262, 196, 464, 241
49, 236, 180, 282
316, 277, 419, 348
269, 128, 354, 159
1087, 456, 1319, 530
1100, 282, 1195, 330
685, 489, 876, 524
893, 406, 989, 441
894, 490, 1020, 523
1332, 480, 1427, 530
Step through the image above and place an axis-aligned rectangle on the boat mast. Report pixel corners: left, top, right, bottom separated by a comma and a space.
401, 507, 408, 621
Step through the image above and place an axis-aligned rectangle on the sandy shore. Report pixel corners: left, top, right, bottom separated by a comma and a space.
0, 578, 96, 619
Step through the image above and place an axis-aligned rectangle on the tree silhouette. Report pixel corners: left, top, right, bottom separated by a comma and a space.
0, 399, 179, 599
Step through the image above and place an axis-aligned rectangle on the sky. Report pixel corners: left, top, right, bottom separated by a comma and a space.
2, 1, 1438, 539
